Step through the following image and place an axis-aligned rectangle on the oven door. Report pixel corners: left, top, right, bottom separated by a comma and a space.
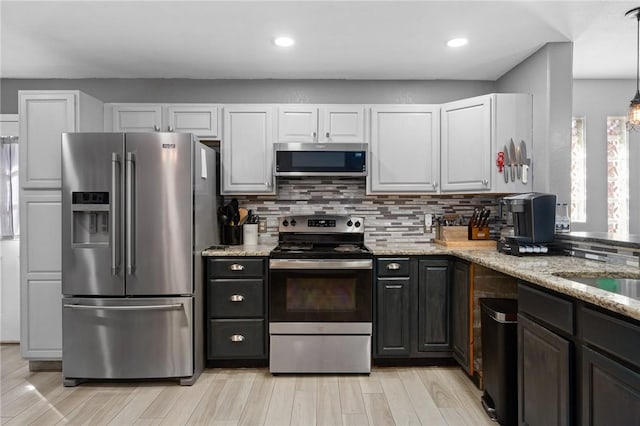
269, 259, 372, 323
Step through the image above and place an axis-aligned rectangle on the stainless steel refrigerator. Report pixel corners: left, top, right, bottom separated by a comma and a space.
61, 132, 217, 386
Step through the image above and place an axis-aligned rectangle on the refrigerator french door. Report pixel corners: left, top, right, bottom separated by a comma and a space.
61, 132, 214, 385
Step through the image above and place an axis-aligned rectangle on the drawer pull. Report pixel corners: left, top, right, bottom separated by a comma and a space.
229, 294, 245, 302
386, 263, 401, 270
230, 263, 245, 271
230, 334, 245, 342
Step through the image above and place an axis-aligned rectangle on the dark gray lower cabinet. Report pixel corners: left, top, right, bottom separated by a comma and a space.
517, 313, 570, 426
375, 257, 450, 359
376, 278, 411, 356
451, 260, 470, 372
418, 259, 450, 352
206, 257, 267, 360
581, 346, 640, 426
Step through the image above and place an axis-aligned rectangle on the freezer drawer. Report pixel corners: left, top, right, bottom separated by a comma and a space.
62, 297, 193, 380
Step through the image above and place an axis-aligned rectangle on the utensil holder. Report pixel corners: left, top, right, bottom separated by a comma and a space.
243, 223, 258, 246
222, 225, 243, 245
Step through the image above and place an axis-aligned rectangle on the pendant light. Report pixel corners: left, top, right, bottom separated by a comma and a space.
626, 7, 640, 131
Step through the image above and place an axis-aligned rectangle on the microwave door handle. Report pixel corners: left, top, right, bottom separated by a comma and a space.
111, 153, 121, 275
126, 152, 136, 275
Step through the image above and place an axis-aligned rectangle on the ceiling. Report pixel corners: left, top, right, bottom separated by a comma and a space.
1, 1, 638, 80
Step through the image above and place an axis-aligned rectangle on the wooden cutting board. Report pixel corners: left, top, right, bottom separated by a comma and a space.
434, 239, 497, 249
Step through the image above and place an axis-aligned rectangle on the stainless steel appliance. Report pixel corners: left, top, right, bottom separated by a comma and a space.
61, 132, 218, 386
274, 143, 368, 177
269, 215, 372, 373
498, 192, 556, 256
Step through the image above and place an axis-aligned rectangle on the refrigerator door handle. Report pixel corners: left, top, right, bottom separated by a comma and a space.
111, 153, 121, 275
126, 152, 136, 275
63, 303, 183, 311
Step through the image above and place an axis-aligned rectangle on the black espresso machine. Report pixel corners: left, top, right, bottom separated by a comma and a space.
498, 193, 557, 256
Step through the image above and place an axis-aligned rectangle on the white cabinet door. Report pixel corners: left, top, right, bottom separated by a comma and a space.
166, 105, 220, 137
441, 95, 492, 192
112, 104, 162, 132
20, 191, 62, 359
223, 106, 275, 194
320, 106, 365, 143
277, 106, 318, 142
19, 93, 76, 189
369, 106, 440, 193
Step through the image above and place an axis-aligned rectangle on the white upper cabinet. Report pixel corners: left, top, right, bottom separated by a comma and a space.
111, 104, 162, 132
441, 95, 492, 193
166, 105, 220, 137
440, 93, 532, 193
19, 91, 103, 189
107, 103, 221, 138
277, 105, 366, 143
222, 105, 275, 194
368, 105, 440, 193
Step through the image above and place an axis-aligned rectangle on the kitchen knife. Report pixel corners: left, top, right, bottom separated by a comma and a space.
503, 144, 510, 183
509, 139, 517, 182
515, 142, 521, 180
520, 140, 529, 184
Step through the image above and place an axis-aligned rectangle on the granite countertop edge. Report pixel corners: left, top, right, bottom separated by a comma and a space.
202, 242, 640, 321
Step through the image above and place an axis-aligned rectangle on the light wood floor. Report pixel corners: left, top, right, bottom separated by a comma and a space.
1, 344, 494, 425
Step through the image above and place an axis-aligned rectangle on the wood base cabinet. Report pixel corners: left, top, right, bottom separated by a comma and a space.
451, 260, 471, 373
206, 257, 267, 361
374, 257, 451, 359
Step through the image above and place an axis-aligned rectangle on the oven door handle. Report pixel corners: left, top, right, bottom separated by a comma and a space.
269, 259, 372, 270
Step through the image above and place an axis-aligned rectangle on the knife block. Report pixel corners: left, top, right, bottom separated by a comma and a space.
469, 226, 490, 240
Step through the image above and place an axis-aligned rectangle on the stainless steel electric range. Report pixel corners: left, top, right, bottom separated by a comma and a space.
269, 215, 373, 374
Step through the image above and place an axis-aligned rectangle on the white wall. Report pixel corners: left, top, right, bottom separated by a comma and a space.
573, 79, 640, 234
497, 42, 574, 206
0, 114, 20, 342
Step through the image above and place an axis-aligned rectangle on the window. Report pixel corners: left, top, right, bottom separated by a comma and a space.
0, 136, 19, 238
571, 117, 586, 222
606, 117, 629, 235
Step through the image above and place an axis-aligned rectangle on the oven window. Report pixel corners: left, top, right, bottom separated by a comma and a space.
286, 278, 356, 312
270, 268, 372, 322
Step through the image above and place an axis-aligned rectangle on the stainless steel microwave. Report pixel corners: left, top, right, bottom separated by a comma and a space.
274, 143, 368, 177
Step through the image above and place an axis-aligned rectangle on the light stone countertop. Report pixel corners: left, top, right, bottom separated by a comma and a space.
370, 242, 640, 322
201, 243, 276, 257
202, 241, 640, 321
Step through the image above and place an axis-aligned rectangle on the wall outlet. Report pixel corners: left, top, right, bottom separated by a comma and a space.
258, 217, 268, 233
424, 213, 433, 232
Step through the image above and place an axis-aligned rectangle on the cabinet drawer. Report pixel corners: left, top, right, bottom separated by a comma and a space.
208, 319, 265, 358
581, 306, 640, 368
208, 279, 264, 318
208, 258, 264, 278
376, 258, 410, 277
519, 283, 573, 335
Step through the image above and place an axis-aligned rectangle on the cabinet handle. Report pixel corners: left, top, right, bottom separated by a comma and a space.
153, 125, 160, 132
326, 132, 330, 138
168, 126, 173, 132
312, 131, 317, 140
432, 182, 439, 189
230, 334, 245, 342
386, 285, 402, 289
229, 294, 244, 302
229, 263, 245, 271
386, 263, 401, 270
265, 181, 271, 188
482, 179, 489, 186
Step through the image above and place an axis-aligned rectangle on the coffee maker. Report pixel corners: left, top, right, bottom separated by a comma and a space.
498, 192, 557, 256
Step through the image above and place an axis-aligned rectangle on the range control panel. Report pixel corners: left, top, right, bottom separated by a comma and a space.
278, 215, 364, 233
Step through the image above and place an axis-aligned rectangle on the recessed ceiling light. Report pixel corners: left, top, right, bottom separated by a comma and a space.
447, 38, 468, 48
274, 36, 295, 47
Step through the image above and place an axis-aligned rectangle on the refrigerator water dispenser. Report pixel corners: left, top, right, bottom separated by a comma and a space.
71, 192, 110, 245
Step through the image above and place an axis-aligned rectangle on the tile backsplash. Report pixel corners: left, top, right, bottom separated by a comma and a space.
227, 178, 503, 244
